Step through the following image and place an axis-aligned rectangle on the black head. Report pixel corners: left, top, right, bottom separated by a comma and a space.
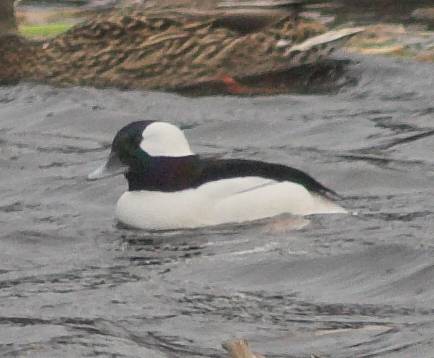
88, 120, 194, 180
111, 121, 154, 172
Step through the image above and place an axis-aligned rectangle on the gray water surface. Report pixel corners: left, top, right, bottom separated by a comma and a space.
0, 53, 433, 357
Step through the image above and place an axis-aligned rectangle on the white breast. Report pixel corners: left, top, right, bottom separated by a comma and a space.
115, 177, 346, 230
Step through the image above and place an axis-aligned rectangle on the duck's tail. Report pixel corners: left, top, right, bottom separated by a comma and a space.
277, 27, 365, 66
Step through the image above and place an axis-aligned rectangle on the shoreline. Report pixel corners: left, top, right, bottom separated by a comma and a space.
13, 2, 434, 62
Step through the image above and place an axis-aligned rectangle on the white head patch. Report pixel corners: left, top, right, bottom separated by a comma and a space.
139, 122, 194, 157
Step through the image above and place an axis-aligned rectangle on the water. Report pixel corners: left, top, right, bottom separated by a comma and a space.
0, 52, 433, 357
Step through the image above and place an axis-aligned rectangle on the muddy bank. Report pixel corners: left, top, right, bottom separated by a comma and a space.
346, 23, 434, 62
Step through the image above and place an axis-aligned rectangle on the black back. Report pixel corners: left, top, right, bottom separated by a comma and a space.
125, 156, 340, 199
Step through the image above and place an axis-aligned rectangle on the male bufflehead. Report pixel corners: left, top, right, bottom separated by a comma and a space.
88, 121, 346, 230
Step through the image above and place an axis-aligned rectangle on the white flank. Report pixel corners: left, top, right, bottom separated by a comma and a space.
140, 122, 194, 157
115, 177, 346, 230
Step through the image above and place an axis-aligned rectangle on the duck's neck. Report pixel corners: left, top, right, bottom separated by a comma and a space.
125, 155, 201, 192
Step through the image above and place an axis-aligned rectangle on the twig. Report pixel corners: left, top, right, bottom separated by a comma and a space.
222, 339, 265, 358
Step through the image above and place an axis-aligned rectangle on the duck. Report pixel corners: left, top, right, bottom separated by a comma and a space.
3, 1, 364, 92
88, 120, 346, 230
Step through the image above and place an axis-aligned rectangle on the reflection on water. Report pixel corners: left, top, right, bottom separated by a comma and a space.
0, 53, 433, 357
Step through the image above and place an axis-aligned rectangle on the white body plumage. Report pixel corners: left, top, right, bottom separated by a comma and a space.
116, 176, 346, 230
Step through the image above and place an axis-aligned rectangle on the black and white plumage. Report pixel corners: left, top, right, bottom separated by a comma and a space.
88, 121, 346, 229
